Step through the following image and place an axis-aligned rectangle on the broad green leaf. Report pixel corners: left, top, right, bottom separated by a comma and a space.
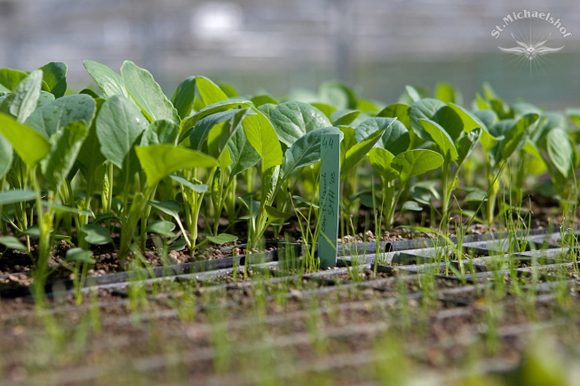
21, 226, 40, 238
292, 195, 319, 209
252, 95, 278, 107
37, 91, 55, 108
391, 149, 444, 181
141, 119, 179, 147
404, 85, 424, 103
239, 196, 261, 218
66, 248, 96, 263
339, 126, 356, 164
410, 182, 439, 204
341, 128, 386, 178
402, 201, 422, 212
147, 220, 176, 237
77, 98, 106, 179
39, 62, 67, 98
567, 108, 580, 129
495, 113, 539, 162
79, 88, 100, 99
368, 148, 398, 182
482, 82, 499, 100
42, 201, 92, 216
121, 61, 180, 125
94, 213, 120, 223
540, 112, 566, 131
270, 101, 331, 147
257, 103, 276, 118
419, 119, 458, 161
0, 189, 36, 205
83, 60, 130, 98
448, 103, 499, 150
525, 155, 548, 175
523, 139, 543, 160
489, 119, 513, 140
226, 125, 260, 176
0, 236, 26, 251
456, 128, 482, 167
0, 113, 50, 168
207, 109, 251, 160
512, 101, 542, 117
433, 105, 463, 141
169, 238, 188, 251
0, 70, 43, 123
207, 233, 238, 244
435, 82, 461, 104
81, 224, 112, 245
218, 83, 239, 98
475, 93, 490, 110
190, 109, 233, 150
169, 174, 208, 193
41, 121, 88, 191
25, 94, 96, 137
355, 117, 409, 155
136, 144, 218, 187
180, 98, 252, 139
243, 108, 283, 172
96, 95, 148, 169
0, 69, 27, 91
195, 76, 229, 107
357, 99, 384, 112
310, 103, 336, 119
331, 109, 361, 126
318, 81, 357, 110
281, 127, 343, 178
462, 190, 488, 203
547, 128, 573, 177
260, 164, 280, 207
410, 98, 446, 141
148, 199, 181, 219
171, 76, 196, 119
265, 205, 293, 220
0, 133, 12, 179
473, 109, 498, 131
446, 103, 486, 132
377, 103, 411, 129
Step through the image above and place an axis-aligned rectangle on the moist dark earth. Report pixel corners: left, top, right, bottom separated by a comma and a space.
2, 219, 580, 385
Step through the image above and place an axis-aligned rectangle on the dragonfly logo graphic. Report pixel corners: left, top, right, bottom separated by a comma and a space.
498, 34, 564, 61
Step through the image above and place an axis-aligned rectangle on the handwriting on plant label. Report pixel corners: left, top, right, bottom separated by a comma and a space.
319, 133, 340, 269
320, 171, 336, 231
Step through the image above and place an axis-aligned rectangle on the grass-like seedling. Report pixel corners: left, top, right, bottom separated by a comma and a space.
0, 60, 579, 385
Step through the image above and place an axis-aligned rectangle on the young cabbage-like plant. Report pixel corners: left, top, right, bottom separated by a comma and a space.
409, 99, 483, 232
240, 101, 338, 250
368, 147, 444, 230
0, 70, 93, 294
181, 106, 253, 249
461, 87, 540, 228
446, 102, 532, 228
248, 122, 343, 249
484, 112, 539, 227
526, 114, 579, 223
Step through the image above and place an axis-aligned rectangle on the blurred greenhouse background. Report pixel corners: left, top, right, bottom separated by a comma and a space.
0, 0, 579, 108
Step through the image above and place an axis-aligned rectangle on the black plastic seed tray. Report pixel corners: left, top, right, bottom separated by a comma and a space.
2, 228, 578, 299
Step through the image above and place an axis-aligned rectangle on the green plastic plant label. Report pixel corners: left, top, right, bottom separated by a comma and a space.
319, 133, 340, 269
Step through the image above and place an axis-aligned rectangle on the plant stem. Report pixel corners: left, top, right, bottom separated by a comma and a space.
31, 167, 52, 305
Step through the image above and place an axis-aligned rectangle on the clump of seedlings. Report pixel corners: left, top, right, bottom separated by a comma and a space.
0, 61, 579, 385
